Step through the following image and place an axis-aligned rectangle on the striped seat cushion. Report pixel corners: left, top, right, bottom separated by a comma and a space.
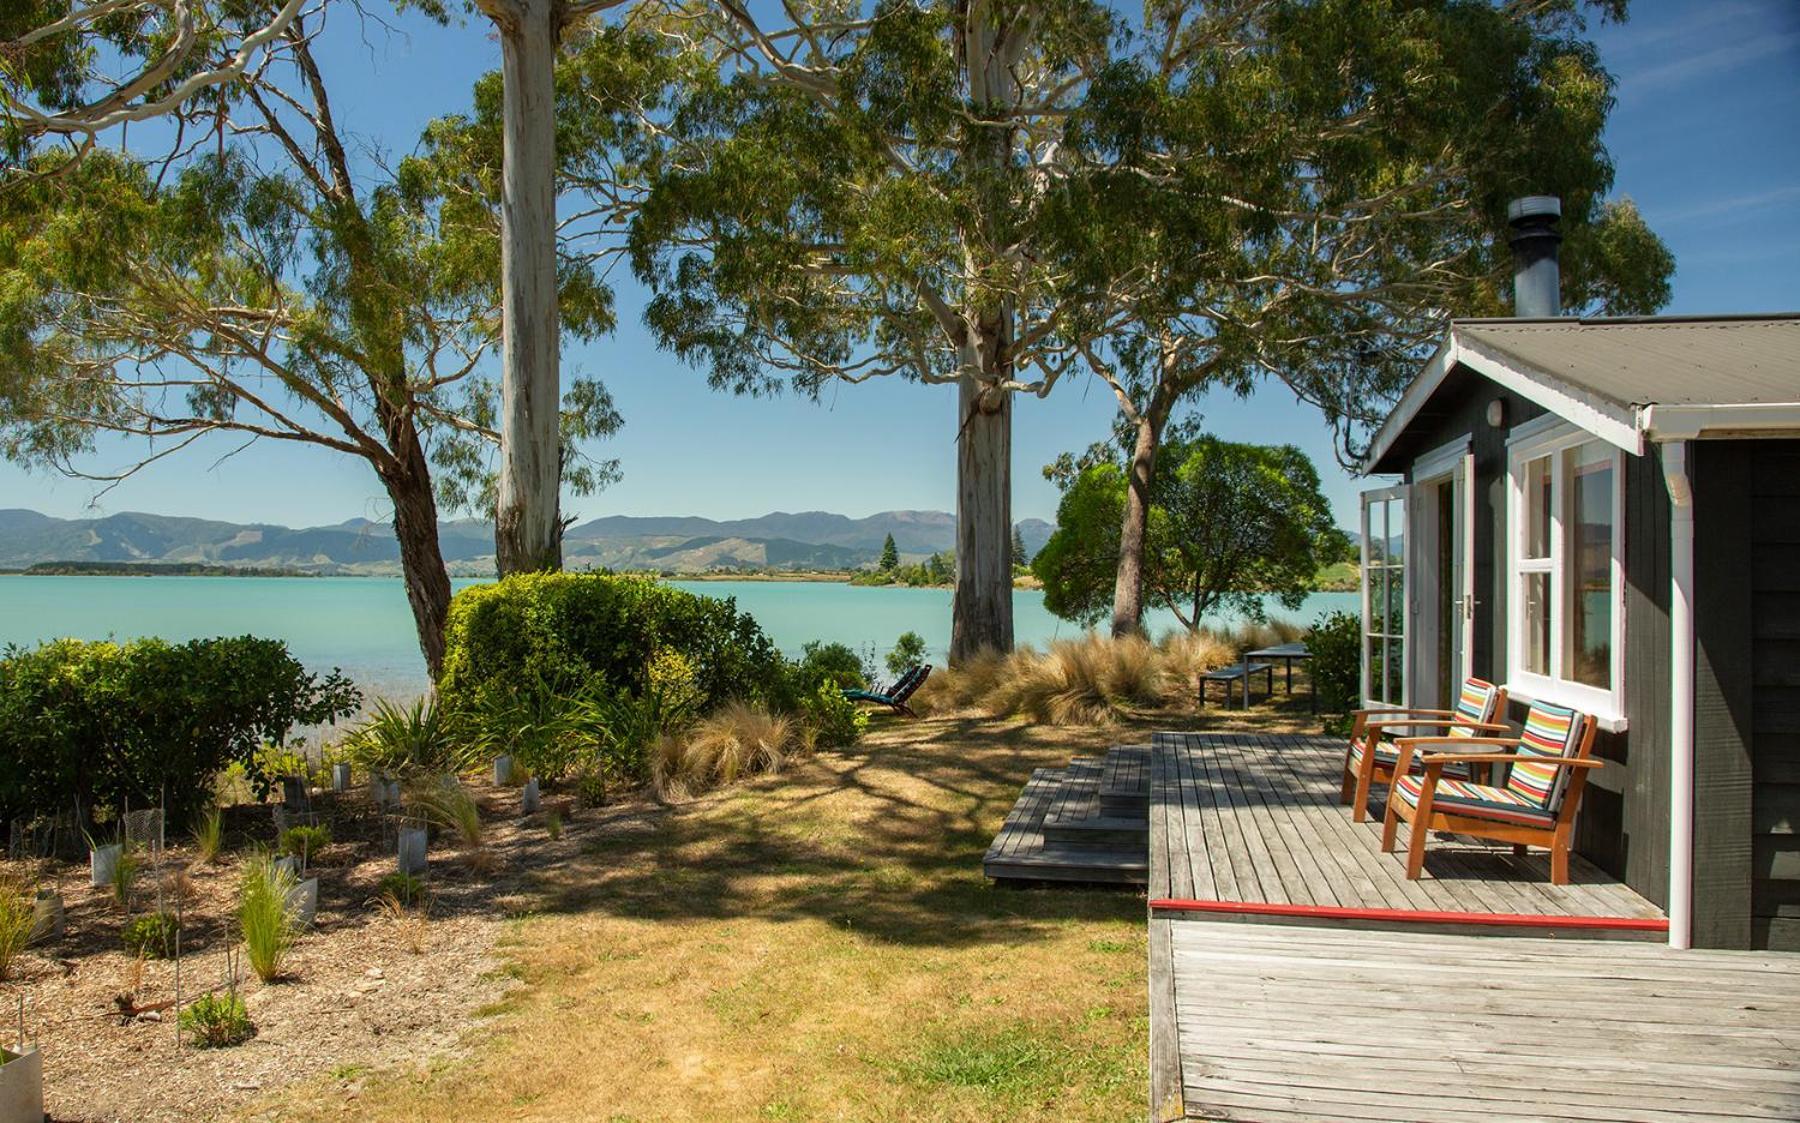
1347, 735, 1475, 781
1506, 702, 1585, 813
1394, 772, 1557, 828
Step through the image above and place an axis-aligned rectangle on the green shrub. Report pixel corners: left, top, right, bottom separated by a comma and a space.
1309, 610, 1361, 716
0, 636, 359, 834
278, 824, 332, 862
376, 871, 429, 908
438, 572, 791, 719
238, 854, 299, 982
122, 910, 181, 958
885, 631, 928, 677
798, 682, 867, 750
792, 641, 867, 692
342, 696, 464, 780
180, 991, 254, 1048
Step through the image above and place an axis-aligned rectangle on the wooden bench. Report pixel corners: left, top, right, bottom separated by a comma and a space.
1198, 662, 1274, 709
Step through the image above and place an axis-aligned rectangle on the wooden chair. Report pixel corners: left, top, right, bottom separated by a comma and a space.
1380, 701, 1602, 884
1339, 678, 1511, 822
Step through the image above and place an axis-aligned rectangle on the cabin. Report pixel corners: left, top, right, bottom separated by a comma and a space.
1359, 202, 1800, 950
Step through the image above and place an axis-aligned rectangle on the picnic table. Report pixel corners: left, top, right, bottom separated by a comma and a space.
1246, 641, 1316, 712
1198, 661, 1274, 709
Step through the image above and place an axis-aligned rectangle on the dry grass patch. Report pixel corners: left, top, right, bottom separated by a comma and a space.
254, 712, 1181, 1123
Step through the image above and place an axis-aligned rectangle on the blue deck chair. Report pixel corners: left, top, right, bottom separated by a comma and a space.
843, 664, 932, 718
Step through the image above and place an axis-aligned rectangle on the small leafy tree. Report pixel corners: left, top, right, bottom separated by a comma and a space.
886, 632, 927, 678
1035, 434, 1345, 631
1011, 526, 1030, 573
878, 534, 900, 573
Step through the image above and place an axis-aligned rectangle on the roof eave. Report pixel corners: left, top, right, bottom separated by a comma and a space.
1359, 326, 1645, 477
1640, 402, 1800, 442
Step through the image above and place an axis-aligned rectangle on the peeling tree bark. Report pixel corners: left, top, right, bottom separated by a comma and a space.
487, 0, 564, 576
1111, 386, 1172, 638
381, 436, 454, 680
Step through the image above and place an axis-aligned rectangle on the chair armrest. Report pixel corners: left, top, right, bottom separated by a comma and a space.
1419, 751, 1604, 769
1353, 707, 1455, 720
1363, 719, 1511, 734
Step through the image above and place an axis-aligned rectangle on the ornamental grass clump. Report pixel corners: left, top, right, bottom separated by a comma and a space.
238, 853, 299, 982
0, 872, 33, 980
192, 807, 224, 864
652, 703, 795, 799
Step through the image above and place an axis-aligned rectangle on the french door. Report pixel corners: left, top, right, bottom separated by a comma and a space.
1410, 445, 1475, 710
1360, 486, 1408, 707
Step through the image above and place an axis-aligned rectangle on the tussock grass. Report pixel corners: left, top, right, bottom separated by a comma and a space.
192, 807, 224, 864
652, 702, 797, 799
238, 853, 299, 982
409, 776, 491, 871
913, 625, 1275, 725
0, 872, 34, 980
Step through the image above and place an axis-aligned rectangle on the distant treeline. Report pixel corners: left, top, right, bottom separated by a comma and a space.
14, 561, 319, 578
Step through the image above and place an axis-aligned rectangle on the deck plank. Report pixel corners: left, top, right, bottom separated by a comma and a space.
1171, 922, 1800, 1122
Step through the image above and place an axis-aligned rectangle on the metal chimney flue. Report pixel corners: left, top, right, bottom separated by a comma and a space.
1507, 195, 1562, 318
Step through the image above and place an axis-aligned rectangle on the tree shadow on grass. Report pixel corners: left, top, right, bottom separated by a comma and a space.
514, 708, 1314, 950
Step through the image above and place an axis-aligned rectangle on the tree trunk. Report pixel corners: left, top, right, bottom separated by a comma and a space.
379, 426, 454, 682
951, 374, 1014, 661
491, 0, 563, 576
1110, 393, 1171, 638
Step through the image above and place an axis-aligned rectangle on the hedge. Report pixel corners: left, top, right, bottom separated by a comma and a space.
0, 636, 359, 832
438, 572, 793, 717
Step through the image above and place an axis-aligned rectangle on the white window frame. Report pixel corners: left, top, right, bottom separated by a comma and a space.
1505, 419, 1628, 729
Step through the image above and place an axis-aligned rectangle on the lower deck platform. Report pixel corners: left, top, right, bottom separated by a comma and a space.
1158, 918, 1800, 1122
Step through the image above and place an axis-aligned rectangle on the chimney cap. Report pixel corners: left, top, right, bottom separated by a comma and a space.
1507, 196, 1562, 223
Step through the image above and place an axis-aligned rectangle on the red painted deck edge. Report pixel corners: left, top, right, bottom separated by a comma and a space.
1147, 897, 1669, 933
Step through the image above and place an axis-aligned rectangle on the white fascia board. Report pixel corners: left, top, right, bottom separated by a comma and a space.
1640, 402, 1800, 442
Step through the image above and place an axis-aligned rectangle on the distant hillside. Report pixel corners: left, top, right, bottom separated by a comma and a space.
0, 509, 1055, 577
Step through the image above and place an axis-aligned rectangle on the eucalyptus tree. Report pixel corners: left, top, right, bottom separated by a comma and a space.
1, 0, 308, 156
632, 1, 1125, 661
0, 4, 626, 677
1045, 0, 1674, 636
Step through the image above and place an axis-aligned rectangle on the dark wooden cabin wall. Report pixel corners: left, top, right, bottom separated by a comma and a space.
1747, 441, 1800, 950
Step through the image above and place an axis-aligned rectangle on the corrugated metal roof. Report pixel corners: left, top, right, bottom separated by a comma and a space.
1450, 315, 1800, 408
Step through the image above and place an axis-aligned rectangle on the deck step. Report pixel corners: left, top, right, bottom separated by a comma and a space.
1042, 813, 1149, 850
983, 748, 1151, 886
1098, 743, 1151, 816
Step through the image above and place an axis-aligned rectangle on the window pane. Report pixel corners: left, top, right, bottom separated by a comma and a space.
1523, 572, 1551, 675
1566, 444, 1614, 688
1366, 637, 1385, 702
1386, 639, 1405, 706
1386, 565, 1406, 638
1524, 456, 1552, 559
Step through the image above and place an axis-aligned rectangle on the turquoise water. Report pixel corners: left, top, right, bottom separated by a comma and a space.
0, 575, 1356, 697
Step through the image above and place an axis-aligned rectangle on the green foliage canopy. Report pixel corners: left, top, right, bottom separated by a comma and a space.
1034, 433, 1346, 629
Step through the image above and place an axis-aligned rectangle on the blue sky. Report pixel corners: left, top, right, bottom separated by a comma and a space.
4, 0, 1798, 530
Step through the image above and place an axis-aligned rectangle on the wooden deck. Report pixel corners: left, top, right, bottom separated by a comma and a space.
1149, 731, 1663, 926
1160, 920, 1800, 1122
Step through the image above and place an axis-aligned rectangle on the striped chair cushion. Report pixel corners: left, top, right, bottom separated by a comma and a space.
1506, 702, 1585, 812
1452, 678, 1502, 728
1347, 735, 1475, 781
1394, 772, 1558, 828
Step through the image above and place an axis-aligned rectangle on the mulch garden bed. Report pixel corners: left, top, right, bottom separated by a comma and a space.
1, 777, 594, 1122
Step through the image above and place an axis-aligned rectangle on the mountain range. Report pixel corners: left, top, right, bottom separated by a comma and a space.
0, 508, 1054, 577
